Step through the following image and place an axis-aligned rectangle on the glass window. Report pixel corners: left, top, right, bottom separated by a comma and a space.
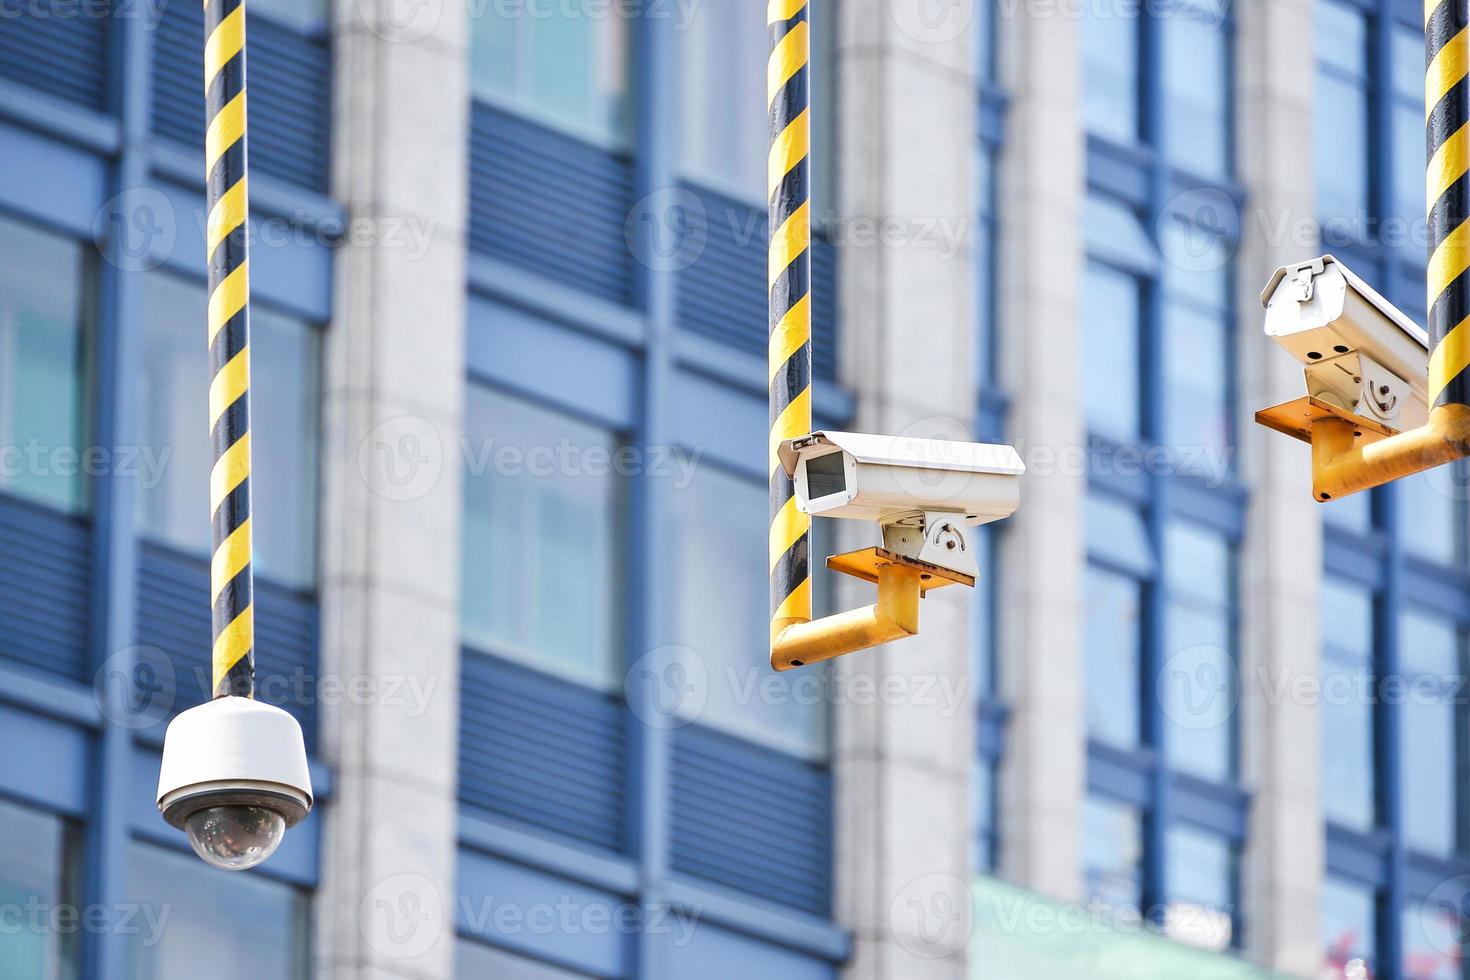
669, 464, 828, 759
1316, 1, 1369, 224
1086, 564, 1143, 750
1163, 522, 1235, 782
126, 843, 307, 980
0, 799, 78, 980
1402, 898, 1464, 980
1164, 825, 1235, 952
1322, 876, 1378, 979
1085, 796, 1143, 909
1322, 578, 1377, 830
1392, 26, 1427, 231
1086, 495, 1154, 574
1083, 8, 1139, 145
249, 0, 327, 32
1399, 610, 1463, 857
680, 2, 835, 203
460, 386, 621, 689
455, 938, 589, 978
1162, 300, 1231, 471
470, 3, 630, 145
1084, 263, 1143, 444
1324, 490, 1373, 534
135, 273, 321, 590
0, 214, 90, 514
1162, 9, 1231, 177
1399, 471, 1462, 566
678, 0, 766, 198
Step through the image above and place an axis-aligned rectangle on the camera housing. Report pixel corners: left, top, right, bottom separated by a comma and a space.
157, 696, 312, 870
1258, 255, 1429, 440
778, 431, 1024, 579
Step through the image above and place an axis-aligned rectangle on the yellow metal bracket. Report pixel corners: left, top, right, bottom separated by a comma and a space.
769, 548, 974, 672
1256, 400, 1470, 501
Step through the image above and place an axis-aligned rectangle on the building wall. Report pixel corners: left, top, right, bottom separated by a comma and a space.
0, 2, 1468, 980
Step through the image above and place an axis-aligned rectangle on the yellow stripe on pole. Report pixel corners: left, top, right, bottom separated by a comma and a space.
208, 346, 250, 429
769, 496, 810, 573
1430, 123, 1470, 208
768, 109, 811, 199
205, 91, 247, 172
1428, 27, 1470, 119
210, 518, 253, 603
768, 294, 811, 383
770, 578, 812, 640
212, 604, 254, 679
769, 387, 812, 474
768, 0, 806, 23
203, 4, 245, 87
207, 261, 250, 343
209, 432, 251, 513
767, 21, 809, 107
769, 201, 811, 286
1429, 218, 1470, 305
206, 177, 248, 259
1430, 313, 1470, 403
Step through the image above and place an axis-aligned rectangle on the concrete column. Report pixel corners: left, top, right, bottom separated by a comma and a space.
1235, 1, 1325, 974
993, 6, 1087, 903
831, 3, 977, 978
314, 2, 470, 977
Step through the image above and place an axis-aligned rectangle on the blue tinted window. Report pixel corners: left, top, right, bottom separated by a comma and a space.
1084, 263, 1143, 443
1322, 876, 1378, 977
1398, 611, 1462, 857
1322, 578, 1377, 830
1162, 10, 1231, 177
1084, 9, 1139, 144
974, 758, 997, 872
1086, 564, 1143, 749
1402, 898, 1464, 980
1164, 825, 1236, 951
1086, 494, 1155, 574
126, 843, 307, 979
0, 215, 90, 514
470, 4, 630, 145
0, 799, 77, 979
1085, 796, 1143, 909
135, 273, 321, 590
1163, 523, 1235, 782
670, 465, 829, 759
1316, 1, 1370, 231
460, 385, 622, 688
1399, 470, 1462, 566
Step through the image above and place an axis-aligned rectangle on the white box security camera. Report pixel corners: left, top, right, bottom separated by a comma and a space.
1262, 255, 1429, 433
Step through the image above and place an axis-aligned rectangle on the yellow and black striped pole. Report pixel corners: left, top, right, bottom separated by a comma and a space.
768, 0, 814, 656
203, 0, 255, 699
1428, 0, 1470, 411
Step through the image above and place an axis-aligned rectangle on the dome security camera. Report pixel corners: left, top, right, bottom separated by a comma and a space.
157, 697, 312, 871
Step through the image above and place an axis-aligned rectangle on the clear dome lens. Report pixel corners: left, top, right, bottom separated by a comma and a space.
184, 805, 286, 871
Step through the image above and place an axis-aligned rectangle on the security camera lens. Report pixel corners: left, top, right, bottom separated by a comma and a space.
184, 805, 286, 871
